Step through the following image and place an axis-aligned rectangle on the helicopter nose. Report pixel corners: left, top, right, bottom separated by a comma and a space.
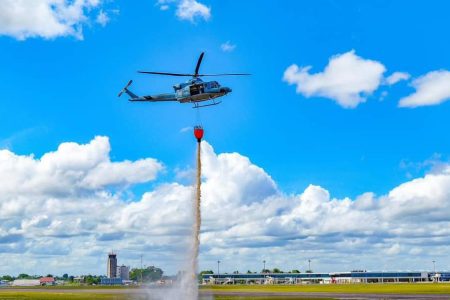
221, 87, 232, 93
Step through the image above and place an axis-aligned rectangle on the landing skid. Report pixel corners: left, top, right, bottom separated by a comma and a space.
192, 100, 222, 108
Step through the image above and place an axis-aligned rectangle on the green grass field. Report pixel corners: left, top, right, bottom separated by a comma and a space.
0, 293, 332, 300
0, 291, 135, 300
201, 282, 450, 294
201, 282, 450, 296
0, 283, 449, 299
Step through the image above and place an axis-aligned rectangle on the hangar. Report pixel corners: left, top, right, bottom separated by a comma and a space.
202, 271, 449, 285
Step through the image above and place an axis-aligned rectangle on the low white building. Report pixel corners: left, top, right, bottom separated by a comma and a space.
12, 279, 40, 286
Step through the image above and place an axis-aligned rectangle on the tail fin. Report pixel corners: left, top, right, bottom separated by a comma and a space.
118, 80, 138, 99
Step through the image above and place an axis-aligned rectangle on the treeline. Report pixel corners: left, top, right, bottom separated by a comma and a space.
129, 266, 163, 282
200, 268, 313, 275
1, 274, 101, 284
1, 274, 60, 281
1, 266, 165, 285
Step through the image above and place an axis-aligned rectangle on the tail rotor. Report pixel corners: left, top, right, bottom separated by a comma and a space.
118, 80, 133, 97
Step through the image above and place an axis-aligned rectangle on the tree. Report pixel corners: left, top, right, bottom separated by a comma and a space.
199, 270, 214, 275
130, 266, 163, 282
18, 274, 31, 279
233, 271, 239, 274
305, 270, 313, 273
291, 270, 301, 273
246, 270, 253, 274
1, 275, 13, 281
261, 269, 270, 273
272, 268, 283, 273
62, 274, 69, 280
199, 270, 214, 277
46, 274, 53, 278
84, 275, 101, 285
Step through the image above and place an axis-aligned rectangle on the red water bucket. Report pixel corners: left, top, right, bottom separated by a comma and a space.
194, 126, 204, 142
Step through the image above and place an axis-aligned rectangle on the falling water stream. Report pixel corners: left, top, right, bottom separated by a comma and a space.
192, 138, 202, 299
148, 139, 202, 300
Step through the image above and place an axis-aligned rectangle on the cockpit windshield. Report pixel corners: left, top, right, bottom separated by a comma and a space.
208, 81, 220, 88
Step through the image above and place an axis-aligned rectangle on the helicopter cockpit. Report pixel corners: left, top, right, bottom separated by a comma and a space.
206, 81, 220, 89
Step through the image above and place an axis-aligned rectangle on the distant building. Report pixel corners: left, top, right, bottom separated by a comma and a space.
202, 271, 437, 285
39, 277, 55, 286
12, 279, 40, 286
100, 277, 122, 285
107, 252, 117, 278
117, 265, 130, 280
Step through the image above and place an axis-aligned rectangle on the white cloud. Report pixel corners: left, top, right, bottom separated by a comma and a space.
399, 70, 450, 108
179, 126, 192, 133
0, 0, 109, 40
1, 137, 450, 275
158, 0, 210, 22
385, 243, 401, 255
0, 136, 163, 196
159, 4, 170, 11
386, 72, 411, 85
176, 0, 210, 22
283, 50, 386, 108
221, 41, 236, 52
96, 10, 109, 27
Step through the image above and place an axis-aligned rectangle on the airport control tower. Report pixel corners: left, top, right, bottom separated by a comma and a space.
107, 252, 117, 278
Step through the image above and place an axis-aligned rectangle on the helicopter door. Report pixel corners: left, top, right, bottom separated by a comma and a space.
190, 84, 204, 96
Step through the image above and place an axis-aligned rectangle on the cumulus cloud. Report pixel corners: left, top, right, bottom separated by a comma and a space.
0, 136, 163, 196
199, 143, 450, 272
1, 137, 450, 275
283, 50, 386, 108
385, 72, 411, 85
399, 70, 450, 108
221, 41, 236, 52
0, 0, 110, 40
157, 0, 210, 22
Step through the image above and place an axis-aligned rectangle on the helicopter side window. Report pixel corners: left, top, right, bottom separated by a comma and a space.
190, 84, 205, 95
190, 84, 200, 95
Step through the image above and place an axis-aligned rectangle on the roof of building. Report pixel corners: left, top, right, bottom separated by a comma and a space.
12, 279, 41, 286
40, 277, 55, 283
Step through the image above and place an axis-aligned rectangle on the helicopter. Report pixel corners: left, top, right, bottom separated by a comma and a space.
118, 52, 250, 108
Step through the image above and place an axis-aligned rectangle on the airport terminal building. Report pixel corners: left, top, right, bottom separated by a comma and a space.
202, 271, 450, 285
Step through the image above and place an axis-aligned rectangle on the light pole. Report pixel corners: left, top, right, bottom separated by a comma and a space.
308, 259, 311, 272
263, 260, 266, 273
140, 254, 143, 284
217, 260, 220, 276
433, 260, 436, 273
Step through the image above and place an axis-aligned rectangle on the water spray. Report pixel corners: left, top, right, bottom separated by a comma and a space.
184, 125, 203, 300
150, 126, 205, 300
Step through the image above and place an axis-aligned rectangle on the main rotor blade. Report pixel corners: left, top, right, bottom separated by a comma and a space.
198, 73, 252, 76
194, 52, 204, 77
138, 71, 194, 76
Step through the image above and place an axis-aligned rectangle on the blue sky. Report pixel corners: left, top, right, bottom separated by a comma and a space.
2, 0, 449, 198
0, 0, 450, 276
